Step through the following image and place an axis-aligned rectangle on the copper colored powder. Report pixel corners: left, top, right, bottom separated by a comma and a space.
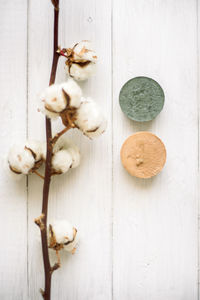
121, 132, 166, 178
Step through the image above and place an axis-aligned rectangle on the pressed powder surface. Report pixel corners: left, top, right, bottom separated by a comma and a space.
121, 132, 166, 178
119, 77, 165, 122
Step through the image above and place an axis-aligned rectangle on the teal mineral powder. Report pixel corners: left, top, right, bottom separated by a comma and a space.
119, 77, 165, 122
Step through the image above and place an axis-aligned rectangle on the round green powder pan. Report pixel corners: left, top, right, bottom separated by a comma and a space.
119, 76, 165, 122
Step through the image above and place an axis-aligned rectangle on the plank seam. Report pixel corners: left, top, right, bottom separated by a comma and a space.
111, 0, 114, 299
26, 0, 30, 298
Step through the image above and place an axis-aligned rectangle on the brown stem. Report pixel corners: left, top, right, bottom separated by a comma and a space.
38, 1, 60, 299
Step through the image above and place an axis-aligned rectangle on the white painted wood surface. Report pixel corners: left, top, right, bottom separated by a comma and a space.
0, 0, 199, 299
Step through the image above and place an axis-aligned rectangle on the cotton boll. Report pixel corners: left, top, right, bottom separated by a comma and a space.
41, 137, 80, 169
65, 40, 97, 81
66, 62, 96, 81
66, 145, 80, 168
52, 149, 72, 174
73, 40, 97, 63
52, 137, 80, 169
25, 140, 43, 162
61, 79, 82, 107
75, 98, 103, 130
40, 80, 82, 120
39, 93, 59, 120
49, 219, 78, 253
3, 158, 23, 181
85, 117, 107, 139
42, 84, 67, 113
75, 97, 107, 138
8, 144, 35, 174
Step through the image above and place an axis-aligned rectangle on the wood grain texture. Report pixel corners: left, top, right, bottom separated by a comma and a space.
113, 0, 199, 299
0, 0, 200, 299
0, 1, 28, 299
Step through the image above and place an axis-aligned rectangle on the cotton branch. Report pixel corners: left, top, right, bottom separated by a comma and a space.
38, 1, 60, 299
6, 1, 106, 299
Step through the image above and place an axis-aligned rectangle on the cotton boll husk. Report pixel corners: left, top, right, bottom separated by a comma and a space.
75, 97, 107, 138
25, 140, 43, 162
8, 144, 35, 174
42, 84, 67, 113
73, 40, 97, 63
50, 220, 78, 252
52, 149, 72, 174
67, 62, 96, 81
61, 79, 82, 107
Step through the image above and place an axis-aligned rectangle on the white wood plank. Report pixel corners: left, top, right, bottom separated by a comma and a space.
27, 2, 52, 298
27, 0, 112, 299
198, 1, 200, 298
113, 1, 198, 300
0, 1, 28, 299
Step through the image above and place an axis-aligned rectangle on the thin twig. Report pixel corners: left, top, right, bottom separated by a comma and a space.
33, 170, 45, 180
51, 125, 71, 145
38, 1, 60, 299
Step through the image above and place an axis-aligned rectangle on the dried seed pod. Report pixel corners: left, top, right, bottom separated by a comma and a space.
8, 142, 43, 175
51, 149, 73, 174
75, 97, 107, 138
42, 84, 66, 113
40, 79, 82, 119
42, 137, 81, 171
49, 220, 78, 253
54, 137, 80, 168
65, 40, 97, 81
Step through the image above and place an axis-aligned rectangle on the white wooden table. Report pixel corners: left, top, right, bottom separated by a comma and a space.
0, 0, 199, 299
